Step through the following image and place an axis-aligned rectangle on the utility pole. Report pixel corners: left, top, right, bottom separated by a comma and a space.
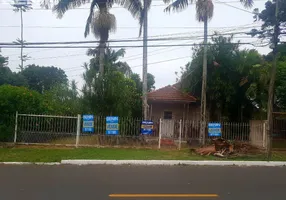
20, 7, 24, 70
12, 0, 32, 71
199, 14, 208, 145
142, 0, 148, 120
266, 0, 280, 161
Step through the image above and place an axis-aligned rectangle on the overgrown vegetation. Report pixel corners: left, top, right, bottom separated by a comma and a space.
178, 34, 286, 122
0, 47, 156, 141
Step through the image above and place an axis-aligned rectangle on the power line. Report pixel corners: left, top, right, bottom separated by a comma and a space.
8, 41, 192, 62
21, 38, 261, 73
0, 25, 262, 29
215, 0, 254, 14
0, 42, 256, 49
0, 0, 267, 10
62, 43, 196, 72
6, 36, 256, 62
68, 55, 192, 78
8, 53, 87, 62
4, 24, 259, 59
34, 40, 262, 74
0, 31, 258, 46
4, 48, 58, 57
1, 23, 261, 48
131, 56, 190, 68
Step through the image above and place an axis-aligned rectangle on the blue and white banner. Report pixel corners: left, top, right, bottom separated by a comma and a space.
106, 116, 119, 135
208, 123, 222, 137
141, 120, 154, 135
82, 114, 94, 133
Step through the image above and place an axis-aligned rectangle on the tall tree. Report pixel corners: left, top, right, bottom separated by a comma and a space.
42, 0, 150, 119
82, 47, 139, 116
147, 73, 155, 92
251, 0, 285, 159
20, 64, 68, 94
180, 34, 265, 121
0, 50, 27, 86
163, 0, 254, 145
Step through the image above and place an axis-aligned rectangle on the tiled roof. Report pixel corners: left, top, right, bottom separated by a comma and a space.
147, 85, 196, 102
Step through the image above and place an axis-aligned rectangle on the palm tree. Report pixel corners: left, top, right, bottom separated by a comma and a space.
46, 0, 144, 77
163, 0, 254, 145
86, 47, 132, 76
43, 0, 151, 118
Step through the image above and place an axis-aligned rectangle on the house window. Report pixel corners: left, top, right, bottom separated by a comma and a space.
164, 111, 173, 119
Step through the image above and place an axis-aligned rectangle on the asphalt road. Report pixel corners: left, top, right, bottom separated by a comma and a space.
0, 164, 285, 200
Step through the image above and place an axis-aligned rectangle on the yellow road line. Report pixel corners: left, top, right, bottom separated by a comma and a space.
109, 194, 219, 198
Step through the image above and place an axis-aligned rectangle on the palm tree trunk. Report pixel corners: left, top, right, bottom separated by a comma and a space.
200, 18, 208, 146
20, 7, 24, 71
142, 0, 148, 120
99, 42, 106, 76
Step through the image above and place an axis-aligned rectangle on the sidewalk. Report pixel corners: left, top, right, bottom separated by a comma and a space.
1, 160, 286, 167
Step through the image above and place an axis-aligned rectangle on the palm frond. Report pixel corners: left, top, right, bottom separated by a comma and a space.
164, 0, 193, 13
82, 62, 89, 71
113, 0, 146, 37
240, 0, 254, 9
53, 0, 90, 18
113, 0, 143, 19
145, 0, 152, 12
87, 48, 99, 56
113, 48, 126, 59
138, 7, 144, 37
84, 0, 98, 37
196, 0, 214, 22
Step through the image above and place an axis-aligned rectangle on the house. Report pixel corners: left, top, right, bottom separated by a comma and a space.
147, 84, 200, 138
148, 84, 200, 121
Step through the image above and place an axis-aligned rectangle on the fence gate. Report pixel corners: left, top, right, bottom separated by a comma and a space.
158, 119, 183, 149
14, 113, 79, 145
161, 119, 175, 138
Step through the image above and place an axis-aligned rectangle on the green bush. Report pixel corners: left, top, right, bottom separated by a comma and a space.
0, 114, 15, 142
0, 85, 45, 114
0, 124, 14, 142
0, 85, 47, 141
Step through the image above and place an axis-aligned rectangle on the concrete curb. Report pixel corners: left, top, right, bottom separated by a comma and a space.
1, 160, 286, 167
60, 160, 286, 167
0, 162, 61, 165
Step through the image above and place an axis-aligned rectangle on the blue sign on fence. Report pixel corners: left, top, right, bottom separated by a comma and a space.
82, 115, 94, 133
208, 123, 222, 137
106, 116, 119, 135
141, 120, 154, 135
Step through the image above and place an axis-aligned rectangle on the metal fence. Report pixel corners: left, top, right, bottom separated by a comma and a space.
15, 113, 79, 145
181, 121, 251, 141
158, 120, 264, 148
0, 112, 268, 149
273, 114, 286, 149
13, 113, 160, 148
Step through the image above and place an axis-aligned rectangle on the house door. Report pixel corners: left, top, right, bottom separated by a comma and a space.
161, 111, 175, 138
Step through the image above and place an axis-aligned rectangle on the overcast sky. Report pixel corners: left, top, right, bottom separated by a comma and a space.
0, 0, 270, 89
